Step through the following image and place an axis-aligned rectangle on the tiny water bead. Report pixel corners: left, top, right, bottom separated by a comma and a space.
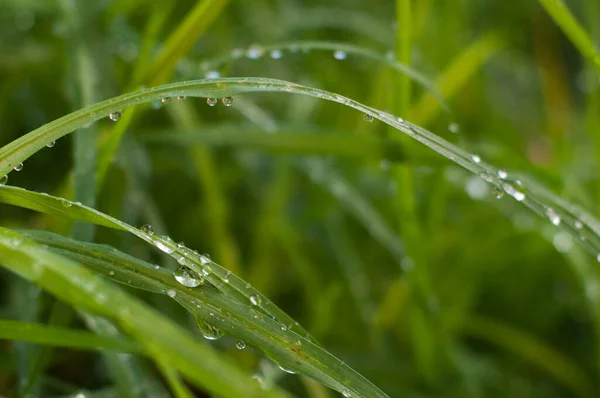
176, 95, 186, 101
448, 123, 460, 133
342, 389, 352, 397
167, 289, 176, 298
246, 44, 265, 59
222, 96, 234, 107
236, 340, 246, 350
206, 97, 218, 107
109, 111, 122, 122
13, 162, 23, 172
333, 50, 347, 60
140, 224, 154, 235
174, 266, 203, 288
363, 113, 374, 122
46, 141, 56, 148
160, 97, 172, 103
205, 70, 220, 79
471, 154, 481, 163
546, 208, 561, 226
0, 175, 8, 185
61, 199, 72, 207
269, 49, 283, 59
200, 253, 211, 265
575, 221, 583, 230
250, 294, 262, 306
492, 185, 504, 199
497, 169, 508, 179
502, 182, 526, 202
198, 320, 223, 340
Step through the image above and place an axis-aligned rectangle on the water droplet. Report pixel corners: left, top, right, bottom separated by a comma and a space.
497, 169, 508, 179
246, 44, 264, 59
333, 50, 347, 60
492, 185, 504, 199
250, 294, 262, 306
0, 175, 8, 185
575, 221, 583, 229
176, 96, 186, 101
236, 340, 246, 350
363, 113, 374, 122
396, 116, 405, 123
197, 319, 223, 340
200, 254, 211, 265
109, 111, 122, 122
596, 253, 600, 263
471, 154, 481, 163
448, 123, 460, 133
205, 70, 220, 79
174, 266, 203, 287
206, 98, 218, 107
46, 141, 56, 148
222, 97, 234, 107
153, 264, 160, 269
13, 162, 23, 172
546, 208, 561, 226
342, 389, 352, 397
140, 224, 154, 235
502, 182, 526, 201
167, 289, 176, 298
270, 49, 283, 59
160, 97, 171, 103
61, 199, 72, 207
109, 270, 115, 276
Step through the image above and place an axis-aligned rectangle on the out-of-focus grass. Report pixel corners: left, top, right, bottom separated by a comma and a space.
1, 1, 600, 397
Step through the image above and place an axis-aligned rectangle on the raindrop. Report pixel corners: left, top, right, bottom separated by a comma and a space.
140, 224, 154, 235
197, 319, 223, 340
492, 185, 504, 199
333, 50, 347, 60
342, 389, 352, 397
160, 97, 171, 103
167, 289, 176, 298
154, 236, 175, 254
497, 169, 508, 179
396, 116, 405, 123
236, 340, 246, 350
109, 270, 115, 276
176, 96, 186, 101
200, 254, 211, 265
574, 221, 583, 230
109, 111, 122, 122
174, 266, 203, 288
363, 113, 374, 122
448, 123, 460, 133
46, 141, 56, 148
471, 154, 481, 163
13, 162, 23, 172
222, 97, 234, 107
0, 175, 7, 185
205, 70, 220, 79
277, 364, 296, 374
502, 182, 526, 201
61, 199, 72, 207
597, 253, 600, 263
546, 208, 561, 226
250, 294, 262, 306
246, 44, 264, 59
206, 98, 218, 107
270, 49, 283, 59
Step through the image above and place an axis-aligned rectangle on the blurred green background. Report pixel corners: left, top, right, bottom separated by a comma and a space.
1, 0, 600, 397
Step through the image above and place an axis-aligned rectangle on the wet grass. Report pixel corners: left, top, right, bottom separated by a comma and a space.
1, 1, 600, 397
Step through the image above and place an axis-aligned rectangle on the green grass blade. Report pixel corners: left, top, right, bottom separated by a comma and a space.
0, 320, 140, 353
0, 227, 290, 398
538, 0, 600, 75
22, 230, 391, 398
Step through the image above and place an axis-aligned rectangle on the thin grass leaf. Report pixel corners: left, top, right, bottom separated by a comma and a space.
0, 227, 290, 398
0, 320, 140, 353
22, 230, 391, 398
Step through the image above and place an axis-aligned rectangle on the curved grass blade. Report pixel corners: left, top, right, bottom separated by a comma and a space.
1, 77, 599, 260
199, 40, 445, 107
23, 230, 391, 398
0, 320, 140, 353
0, 227, 290, 398
0, 185, 313, 341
